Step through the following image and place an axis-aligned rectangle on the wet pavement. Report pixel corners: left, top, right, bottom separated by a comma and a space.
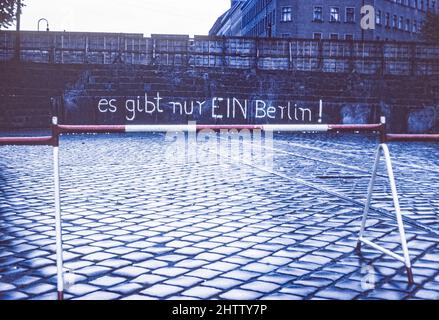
0, 131, 438, 300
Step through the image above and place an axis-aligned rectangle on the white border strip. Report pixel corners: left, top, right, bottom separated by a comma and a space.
125, 124, 330, 133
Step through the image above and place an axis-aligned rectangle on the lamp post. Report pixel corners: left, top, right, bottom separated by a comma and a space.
14, 0, 22, 61
361, 0, 365, 41
38, 18, 50, 31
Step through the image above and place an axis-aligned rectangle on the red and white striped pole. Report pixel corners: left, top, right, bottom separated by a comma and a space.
52, 117, 65, 300
0, 136, 54, 146
386, 134, 439, 142
54, 123, 385, 134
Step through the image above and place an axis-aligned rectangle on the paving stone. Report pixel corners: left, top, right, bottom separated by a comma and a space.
132, 274, 166, 285
366, 289, 409, 300
220, 289, 263, 300
121, 294, 158, 300
242, 262, 278, 273
174, 247, 205, 255
203, 277, 243, 290
122, 252, 154, 262
12, 275, 40, 287
238, 249, 271, 259
75, 291, 121, 300
222, 270, 260, 281
186, 269, 223, 280
277, 266, 310, 277
90, 276, 126, 287
294, 277, 333, 288
66, 283, 100, 296
204, 261, 239, 272
175, 259, 208, 269
75, 266, 111, 277
315, 287, 360, 300
141, 284, 183, 298
135, 259, 168, 269
334, 279, 366, 293
22, 257, 54, 268
64, 260, 94, 270
31, 292, 72, 300
257, 274, 295, 285
240, 281, 280, 293
70, 246, 102, 255
153, 267, 189, 277
424, 281, 439, 292
414, 289, 439, 300
0, 291, 29, 300
108, 283, 143, 295
113, 266, 149, 278
83, 252, 116, 262
300, 254, 333, 265
165, 276, 204, 288
259, 256, 291, 266
182, 286, 221, 299
156, 254, 187, 262
0, 282, 16, 292
22, 283, 56, 295
98, 258, 132, 269
195, 252, 225, 262
280, 285, 317, 297
261, 293, 302, 300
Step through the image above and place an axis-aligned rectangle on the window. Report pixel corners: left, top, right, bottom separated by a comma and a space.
313, 32, 322, 40
313, 6, 323, 21
376, 10, 382, 25
330, 7, 340, 22
405, 18, 410, 31
345, 34, 354, 40
393, 14, 398, 28
413, 20, 418, 32
281, 7, 292, 22
399, 16, 404, 29
346, 7, 355, 23
281, 33, 291, 38
330, 33, 339, 40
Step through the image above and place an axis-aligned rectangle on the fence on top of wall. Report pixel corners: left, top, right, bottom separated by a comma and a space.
1, 30, 438, 76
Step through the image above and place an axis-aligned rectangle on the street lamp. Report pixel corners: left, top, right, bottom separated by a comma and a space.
15, 0, 22, 61
38, 18, 50, 31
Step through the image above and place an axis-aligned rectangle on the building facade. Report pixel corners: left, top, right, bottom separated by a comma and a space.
209, 0, 437, 41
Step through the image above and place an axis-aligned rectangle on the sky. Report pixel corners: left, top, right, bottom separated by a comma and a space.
7, 0, 231, 36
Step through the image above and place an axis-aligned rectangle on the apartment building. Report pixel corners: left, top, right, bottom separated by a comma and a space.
209, 0, 436, 41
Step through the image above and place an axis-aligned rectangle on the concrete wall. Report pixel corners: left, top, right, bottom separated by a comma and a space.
1, 62, 437, 133
1, 32, 437, 133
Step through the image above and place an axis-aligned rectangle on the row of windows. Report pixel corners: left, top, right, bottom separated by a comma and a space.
280, 6, 423, 34
310, 33, 395, 41
245, 10, 276, 37
242, 0, 273, 27
376, 10, 422, 33
311, 33, 354, 41
279, 32, 350, 40
386, 0, 436, 12
280, 6, 356, 23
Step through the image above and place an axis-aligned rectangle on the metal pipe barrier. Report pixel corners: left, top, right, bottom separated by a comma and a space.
1, 118, 439, 299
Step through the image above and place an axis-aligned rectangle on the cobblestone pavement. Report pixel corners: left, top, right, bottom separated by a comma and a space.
0, 132, 438, 300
